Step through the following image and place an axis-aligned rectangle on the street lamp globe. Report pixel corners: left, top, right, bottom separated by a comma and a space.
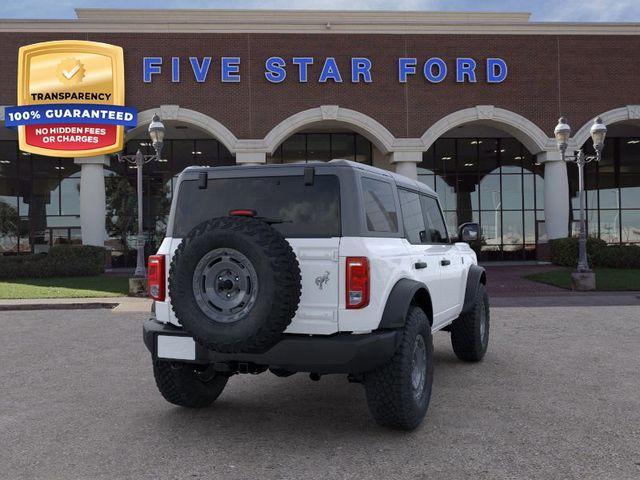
590, 116, 607, 154
148, 113, 165, 156
554, 117, 571, 153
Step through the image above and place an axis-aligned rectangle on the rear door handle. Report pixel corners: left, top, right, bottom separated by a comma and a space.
414, 261, 427, 269
440, 259, 451, 266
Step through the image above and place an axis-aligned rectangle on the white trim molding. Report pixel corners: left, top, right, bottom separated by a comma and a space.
263, 105, 396, 155
572, 105, 640, 148
1, 10, 639, 35
127, 106, 239, 154
421, 106, 553, 154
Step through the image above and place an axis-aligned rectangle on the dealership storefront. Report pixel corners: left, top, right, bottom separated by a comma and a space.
0, 9, 639, 263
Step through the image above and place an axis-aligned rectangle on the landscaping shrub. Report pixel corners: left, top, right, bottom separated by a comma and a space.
0, 245, 107, 279
550, 237, 640, 268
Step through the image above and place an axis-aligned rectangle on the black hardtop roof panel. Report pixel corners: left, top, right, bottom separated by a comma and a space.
180, 159, 437, 196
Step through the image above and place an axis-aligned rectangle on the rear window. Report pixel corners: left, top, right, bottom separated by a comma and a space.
173, 175, 341, 238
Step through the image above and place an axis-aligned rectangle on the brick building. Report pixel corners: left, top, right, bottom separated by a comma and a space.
0, 9, 639, 262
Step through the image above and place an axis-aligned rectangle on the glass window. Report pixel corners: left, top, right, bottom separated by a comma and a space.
307, 134, 331, 162
435, 174, 456, 211
478, 139, 499, 175
31, 155, 59, 178
420, 147, 435, 172
502, 175, 523, 210
0, 141, 18, 177
174, 175, 341, 238
456, 138, 478, 173
620, 138, 640, 174
480, 175, 501, 211
620, 174, 640, 209
331, 134, 355, 161
621, 210, 640, 243
599, 210, 620, 243
434, 139, 455, 176
194, 139, 219, 166
362, 177, 398, 233
282, 134, 306, 163
420, 195, 448, 243
481, 210, 501, 247
500, 138, 523, 174
502, 211, 524, 247
398, 189, 426, 244
355, 134, 372, 164
60, 178, 80, 215
171, 140, 195, 176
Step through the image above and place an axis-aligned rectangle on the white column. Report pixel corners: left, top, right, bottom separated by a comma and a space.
74, 155, 109, 246
538, 151, 569, 239
236, 151, 266, 165
390, 151, 422, 180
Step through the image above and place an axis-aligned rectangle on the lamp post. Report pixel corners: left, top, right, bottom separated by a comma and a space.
553, 116, 607, 287
117, 113, 165, 277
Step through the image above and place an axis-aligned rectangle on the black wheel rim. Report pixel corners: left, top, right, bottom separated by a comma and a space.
411, 334, 427, 401
192, 248, 259, 323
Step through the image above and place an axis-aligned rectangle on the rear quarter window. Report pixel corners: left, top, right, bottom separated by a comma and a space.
173, 174, 341, 238
361, 177, 398, 233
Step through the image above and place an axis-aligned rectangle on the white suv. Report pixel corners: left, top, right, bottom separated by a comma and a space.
144, 160, 489, 430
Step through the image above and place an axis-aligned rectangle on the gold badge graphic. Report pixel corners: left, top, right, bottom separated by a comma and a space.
15, 40, 126, 157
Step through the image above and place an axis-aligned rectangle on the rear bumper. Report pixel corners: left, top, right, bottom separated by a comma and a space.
143, 318, 401, 374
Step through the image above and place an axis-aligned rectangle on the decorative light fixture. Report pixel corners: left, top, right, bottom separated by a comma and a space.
117, 113, 166, 278
552, 116, 607, 288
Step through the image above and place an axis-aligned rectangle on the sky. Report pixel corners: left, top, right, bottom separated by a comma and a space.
0, 0, 639, 22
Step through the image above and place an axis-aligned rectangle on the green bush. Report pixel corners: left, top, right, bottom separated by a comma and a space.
550, 237, 640, 268
0, 245, 107, 279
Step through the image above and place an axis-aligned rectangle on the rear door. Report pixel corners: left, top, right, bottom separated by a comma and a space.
169, 172, 342, 334
397, 189, 444, 323
420, 194, 464, 322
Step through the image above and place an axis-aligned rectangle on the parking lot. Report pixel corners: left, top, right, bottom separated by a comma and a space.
1, 305, 639, 480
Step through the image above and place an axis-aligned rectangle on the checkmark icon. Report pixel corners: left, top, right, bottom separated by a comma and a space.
62, 64, 80, 79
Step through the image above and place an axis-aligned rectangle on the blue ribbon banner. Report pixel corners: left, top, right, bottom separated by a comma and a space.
4, 104, 137, 128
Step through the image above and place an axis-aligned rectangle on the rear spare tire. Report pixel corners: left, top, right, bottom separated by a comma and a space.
169, 216, 301, 353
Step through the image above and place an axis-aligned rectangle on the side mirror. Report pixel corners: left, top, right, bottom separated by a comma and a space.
458, 222, 480, 243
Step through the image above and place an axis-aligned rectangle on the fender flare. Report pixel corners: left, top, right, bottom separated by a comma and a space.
378, 278, 432, 329
461, 265, 487, 315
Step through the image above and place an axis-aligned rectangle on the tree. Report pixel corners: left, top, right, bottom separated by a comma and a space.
105, 176, 137, 252
0, 201, 20, 252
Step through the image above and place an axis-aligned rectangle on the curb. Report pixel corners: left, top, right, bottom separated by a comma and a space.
0, 302, 119, 312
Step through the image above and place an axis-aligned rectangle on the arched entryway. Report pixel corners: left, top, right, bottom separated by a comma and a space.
569, 108, 640, 246
261, 106, 396, 171
419, 108, 551, 260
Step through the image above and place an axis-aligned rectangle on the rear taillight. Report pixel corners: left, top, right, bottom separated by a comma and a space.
346, 257, 369, 309
148, 255, 165, 301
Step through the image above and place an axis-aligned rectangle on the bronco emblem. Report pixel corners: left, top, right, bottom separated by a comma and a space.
315, 271, 330, 290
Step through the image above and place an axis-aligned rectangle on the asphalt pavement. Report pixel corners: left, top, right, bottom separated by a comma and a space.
1, 305, 639, 480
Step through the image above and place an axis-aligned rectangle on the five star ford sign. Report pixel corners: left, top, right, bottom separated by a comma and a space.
5, 40, 137, 157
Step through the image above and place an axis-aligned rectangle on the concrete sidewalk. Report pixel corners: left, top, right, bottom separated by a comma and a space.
0, 296, 152, 313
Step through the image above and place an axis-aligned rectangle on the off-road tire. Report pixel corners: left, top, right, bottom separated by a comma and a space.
169, 216, 301, 353
153, 360, 228, 408
450, 283, 489, 362
364, 306, 434, 431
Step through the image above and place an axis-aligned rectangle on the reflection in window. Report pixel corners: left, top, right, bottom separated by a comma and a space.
362, 178, 398, 233
420, 136, 543, 260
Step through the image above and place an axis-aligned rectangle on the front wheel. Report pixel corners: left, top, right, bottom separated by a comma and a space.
450, 283, 490, 362
153, 360, 229, 408
363, 306, 434, 431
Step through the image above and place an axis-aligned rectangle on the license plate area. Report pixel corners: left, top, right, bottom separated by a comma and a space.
156, 335, 196, 361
